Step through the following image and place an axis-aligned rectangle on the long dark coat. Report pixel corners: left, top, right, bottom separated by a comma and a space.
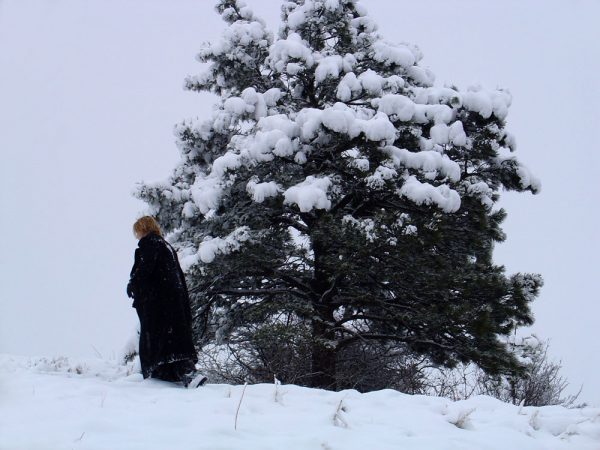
127, 232, 197, 378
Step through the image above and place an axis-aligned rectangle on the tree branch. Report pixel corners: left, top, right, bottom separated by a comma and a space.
208, 287, 310, 300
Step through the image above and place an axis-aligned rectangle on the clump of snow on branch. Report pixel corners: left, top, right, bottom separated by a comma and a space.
284, 176, 332, 212
268, 33, 315, 72
180, 227, 252, 266
246, 178, 281, 203
382, 146, 461, 181
343, 215, 377, 242
199, 227, 252, 264
398, 176, 461, 213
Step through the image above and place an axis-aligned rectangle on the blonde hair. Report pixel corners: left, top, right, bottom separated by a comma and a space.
133, 216, 162, 238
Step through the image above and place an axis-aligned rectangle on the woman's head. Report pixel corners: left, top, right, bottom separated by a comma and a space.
133, 216, 162, 240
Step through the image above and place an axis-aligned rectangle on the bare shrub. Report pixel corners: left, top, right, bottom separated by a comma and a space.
424, 336, 582, 407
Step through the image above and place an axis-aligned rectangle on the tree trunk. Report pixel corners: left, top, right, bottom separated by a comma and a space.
310, 305, 337, 390
309, 233, 337, 390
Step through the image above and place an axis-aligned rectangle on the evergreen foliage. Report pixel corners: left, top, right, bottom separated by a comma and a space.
136, 0, 542, 389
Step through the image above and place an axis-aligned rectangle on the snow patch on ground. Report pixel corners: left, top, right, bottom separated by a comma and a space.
1, 354, 599, 450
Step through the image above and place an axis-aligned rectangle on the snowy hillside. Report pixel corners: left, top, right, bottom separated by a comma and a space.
1, 354, 598, 450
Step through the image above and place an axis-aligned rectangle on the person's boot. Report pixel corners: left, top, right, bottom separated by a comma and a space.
182, 371, 208, 389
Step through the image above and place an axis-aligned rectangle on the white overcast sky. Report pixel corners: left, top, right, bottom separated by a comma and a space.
1, 0, 598, 404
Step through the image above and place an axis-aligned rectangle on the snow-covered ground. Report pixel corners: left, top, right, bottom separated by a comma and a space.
1, 354, 598, 450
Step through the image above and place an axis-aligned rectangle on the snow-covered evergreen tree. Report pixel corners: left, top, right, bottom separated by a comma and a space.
136, 0, 542, 389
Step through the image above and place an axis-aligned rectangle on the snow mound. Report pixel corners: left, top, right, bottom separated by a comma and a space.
1, 354, 598, 450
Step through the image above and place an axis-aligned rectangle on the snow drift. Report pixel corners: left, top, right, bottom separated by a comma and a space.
1, 354, 598, 450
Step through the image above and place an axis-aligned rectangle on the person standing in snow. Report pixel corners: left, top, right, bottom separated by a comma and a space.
127, 216, 206, 388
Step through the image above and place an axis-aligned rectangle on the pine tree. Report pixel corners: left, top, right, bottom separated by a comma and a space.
136, 0, 542, 390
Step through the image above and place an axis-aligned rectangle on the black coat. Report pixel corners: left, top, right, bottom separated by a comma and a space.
127, 232, 197, 378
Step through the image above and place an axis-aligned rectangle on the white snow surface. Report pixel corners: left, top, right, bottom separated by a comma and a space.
1, 354, 599, 450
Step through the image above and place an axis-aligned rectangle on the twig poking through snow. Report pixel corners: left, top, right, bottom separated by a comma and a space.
529, 410, 540, 431
448, 408, 475, 429
234, 382, 248, 431
274, 375, 283, 404
74, 432, 85, 442
90, 345, 103, 359
333, 399, 348, 428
